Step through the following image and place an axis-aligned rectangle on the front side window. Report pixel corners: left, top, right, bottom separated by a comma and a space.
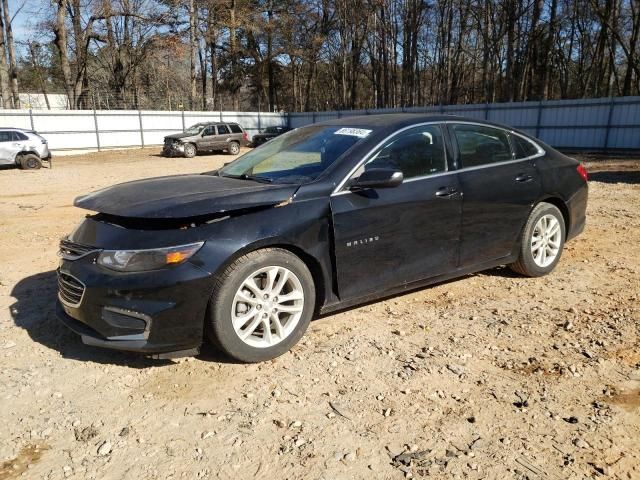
453, 124, 513, 168
202, 125, 216, 136
361, 125, 447, 179
218, 125, 369, 184
217, 125, 230, 135
0, 131, 12, 142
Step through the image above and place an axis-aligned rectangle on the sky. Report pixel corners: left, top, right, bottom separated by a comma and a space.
7, 0, 41, 50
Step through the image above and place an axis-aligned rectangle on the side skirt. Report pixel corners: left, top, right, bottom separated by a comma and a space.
318, 254, 518, 315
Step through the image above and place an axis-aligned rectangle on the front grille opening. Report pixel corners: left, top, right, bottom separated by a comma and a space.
58, 271, 85, 307
59, 238, 96, 260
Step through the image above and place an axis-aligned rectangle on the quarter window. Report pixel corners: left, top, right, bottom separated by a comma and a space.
512, 134, 540, 159
362, 125, 447, 179
217, 125, 230, 135
229, 124, 242, 133
452, 124, 513, 168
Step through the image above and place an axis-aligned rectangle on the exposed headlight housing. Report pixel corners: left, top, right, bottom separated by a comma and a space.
97, 242, 204, 272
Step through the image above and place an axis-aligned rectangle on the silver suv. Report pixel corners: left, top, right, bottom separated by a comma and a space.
0, 128, 51, 169
162, 122, 250, 158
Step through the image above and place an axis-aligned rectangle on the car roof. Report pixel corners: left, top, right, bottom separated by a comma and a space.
313, 113, 512, 130
0, 127, 32, 131
193, 121, 240, 126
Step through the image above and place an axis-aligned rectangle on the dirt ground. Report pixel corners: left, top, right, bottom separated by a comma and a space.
0, 147, 638, 480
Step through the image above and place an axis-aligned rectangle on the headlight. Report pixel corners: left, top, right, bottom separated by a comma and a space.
97, 242, 204, 272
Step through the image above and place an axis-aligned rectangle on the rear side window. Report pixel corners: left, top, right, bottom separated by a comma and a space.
512, 134, 540, 158
217, 125, 230, 135
452, 124, 513, 168
202, 125, 216, 136
364, 125, 447, 179
228, 124, 242, 134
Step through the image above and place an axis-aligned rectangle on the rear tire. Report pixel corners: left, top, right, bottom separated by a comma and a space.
227, 141, 240, 155
510, 202, 566, 277
183, 143, 196, 158
20, 154, 42, 170
207, 248, 315, 363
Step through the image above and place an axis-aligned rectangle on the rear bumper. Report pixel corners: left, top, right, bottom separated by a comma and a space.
566, 183, 588, 241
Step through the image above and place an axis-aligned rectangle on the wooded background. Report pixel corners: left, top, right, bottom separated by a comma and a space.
2, 0, 639, 111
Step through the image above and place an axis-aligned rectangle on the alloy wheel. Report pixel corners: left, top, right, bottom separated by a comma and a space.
531, 214, 561, 267
231, 266, 304, 348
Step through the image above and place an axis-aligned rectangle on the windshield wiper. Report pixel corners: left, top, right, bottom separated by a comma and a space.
221, 173, 273, 183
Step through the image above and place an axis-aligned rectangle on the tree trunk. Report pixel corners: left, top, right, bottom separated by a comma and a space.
2, 0, 18, 108
229, 0, 239, 111
0, 1, 10, 108
189, 0, 197, 110
53, 0, 75, 109
542, 0, 558, 99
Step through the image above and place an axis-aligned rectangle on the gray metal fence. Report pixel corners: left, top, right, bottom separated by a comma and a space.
0, 96, 638, 154
289, 96, 640, 150
0, 109, 286, 153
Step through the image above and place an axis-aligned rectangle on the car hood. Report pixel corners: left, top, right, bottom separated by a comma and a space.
74, 174, 299, 219
164, 133, 193, 140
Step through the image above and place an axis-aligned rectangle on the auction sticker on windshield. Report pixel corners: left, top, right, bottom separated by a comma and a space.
334, 128, 372, 138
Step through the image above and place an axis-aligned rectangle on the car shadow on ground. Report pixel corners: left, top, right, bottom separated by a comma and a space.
9, 270, 265, 367
9, 270, 201, 367
588, 170, 640, 184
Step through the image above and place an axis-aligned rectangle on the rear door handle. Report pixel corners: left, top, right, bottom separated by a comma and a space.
435, 186, 458, 198
515, 174, 533, 183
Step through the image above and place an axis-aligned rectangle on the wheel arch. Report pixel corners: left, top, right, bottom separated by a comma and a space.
210, 239, 327, 315
15, 150, 40, 160
536, 195, 570, 233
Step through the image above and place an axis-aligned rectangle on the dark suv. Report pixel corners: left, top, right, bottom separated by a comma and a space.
163, 122, 249, 158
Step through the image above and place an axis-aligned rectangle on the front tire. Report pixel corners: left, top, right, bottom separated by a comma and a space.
510, 202, 566, 277
183, 143, 197, 158
207, 248, 315, 362
20, 154, 42, 170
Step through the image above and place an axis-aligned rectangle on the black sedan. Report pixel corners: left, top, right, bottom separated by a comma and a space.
56, 115, 588, 362
251, 125, 291, 147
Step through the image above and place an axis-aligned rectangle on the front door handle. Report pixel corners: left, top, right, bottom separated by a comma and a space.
435, 187, 458, 198
515, 174, 534, 183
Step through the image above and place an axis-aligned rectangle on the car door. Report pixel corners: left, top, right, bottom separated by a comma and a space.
199, 125, 216, 150
330, 124, 462, 300
0, 131, 19, 165
215, 124, 231, 149
449, 123, 542, 268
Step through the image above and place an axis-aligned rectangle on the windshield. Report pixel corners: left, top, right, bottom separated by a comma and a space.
185, 123, 206, 135
218, 125, 372, 184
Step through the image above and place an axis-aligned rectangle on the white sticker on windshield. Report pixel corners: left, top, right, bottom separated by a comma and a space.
334, 128, 372, 138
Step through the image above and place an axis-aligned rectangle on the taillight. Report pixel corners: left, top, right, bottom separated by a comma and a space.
576, 164, 588, 182
243, 132, 248, 141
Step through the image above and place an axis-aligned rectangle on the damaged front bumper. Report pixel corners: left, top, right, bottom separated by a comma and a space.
56, 248, 213, 357
162, 142, 185, 157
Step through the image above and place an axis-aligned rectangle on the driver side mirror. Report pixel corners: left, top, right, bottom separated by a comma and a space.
349, 168, 403, 190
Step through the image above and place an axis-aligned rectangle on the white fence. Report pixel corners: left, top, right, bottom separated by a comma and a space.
0, 96, 638, 153
290, 96, 640, 150
0, 109, 286, 153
